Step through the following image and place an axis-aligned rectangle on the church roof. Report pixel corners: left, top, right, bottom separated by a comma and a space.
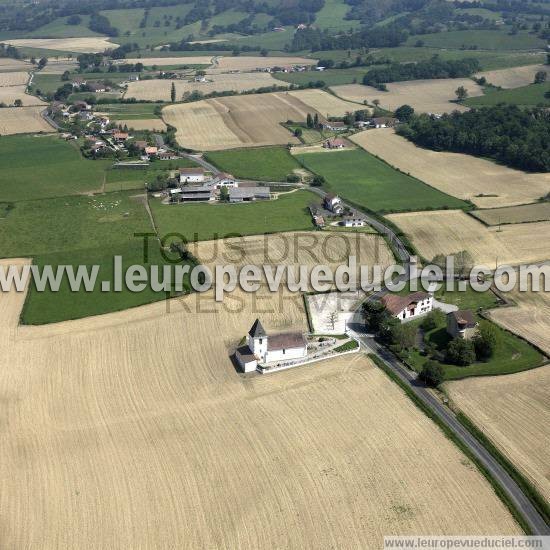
248, 319, 266, 338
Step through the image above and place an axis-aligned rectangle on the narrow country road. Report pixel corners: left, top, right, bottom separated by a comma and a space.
348, 318, 550, 536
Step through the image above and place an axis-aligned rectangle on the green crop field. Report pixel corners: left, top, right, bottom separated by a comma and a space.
150, 189, 316, 242
0, 135, 109, 202
274, 67, 368, 86
294, 149, 469, 213
205, 147, 303, 182
464, 82, 550, 107
405, 29, 546, 51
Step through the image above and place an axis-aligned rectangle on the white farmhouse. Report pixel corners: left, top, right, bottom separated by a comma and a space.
340, 216, 365, 227
214, 172, 238, 188
381, 291, 433, 322
235, 319, 307, 373
323, 193, 343, 214
179, 167, 206, 184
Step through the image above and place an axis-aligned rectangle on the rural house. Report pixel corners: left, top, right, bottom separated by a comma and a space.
447, 310, 478, 340
322, 121, 347, 132
179, 167, 206, 184
340, 215, 366, 227
381, 292, 433, 322
370, 117, 398, 129
324, 194, 343, 214
87, 81, 108, 93
157, 150, 178, 160
214, 172, 238, 188
236, 319, 307, 373
323, 138, 346, 149
113, 132, 129, 142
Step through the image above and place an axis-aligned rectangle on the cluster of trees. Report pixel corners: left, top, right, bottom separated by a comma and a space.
398, 105, 550, 173
445, 323, 499, 366
290, 25, 408, 52
363, 57, 481, 87
88, 12, 118, 36
0, 43, 21, 60
363, 301, 418, 355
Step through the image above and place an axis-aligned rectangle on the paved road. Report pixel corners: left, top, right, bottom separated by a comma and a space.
348, 318, 550, 536
305, 186, 411, 262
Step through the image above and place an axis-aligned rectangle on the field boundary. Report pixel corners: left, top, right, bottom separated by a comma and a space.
451, 410, 550, 526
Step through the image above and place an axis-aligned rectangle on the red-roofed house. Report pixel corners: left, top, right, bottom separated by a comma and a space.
381, 292, 433, 322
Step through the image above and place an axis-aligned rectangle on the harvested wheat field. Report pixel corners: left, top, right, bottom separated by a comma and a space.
446, 367, 550, 502
124, 56, 214, 67
332, 79, 483, 113
0, 86, 46, 106
472, 202, 550, 226
476, 65, 549, 89
0, 58, 30, 71
116, 118, 167, 131
215, 56, 317, 71
352, 130, 550, 209
289, 89, 369, 117
126, 73, 288, 101
5, 37, 119, 53
0, 106, 52, 134
193, 231, 395, 287
386, 210, 550, 266
162, 92, 315, 150
0, 71, 29, 87
0, 257, 520, 548
488, 279, 550, 356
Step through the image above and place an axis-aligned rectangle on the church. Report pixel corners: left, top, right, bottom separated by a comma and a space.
235, 319, 308, 373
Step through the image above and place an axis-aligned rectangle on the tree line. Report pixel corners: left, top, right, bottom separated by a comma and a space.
363, 57, 481, 88
398, 104, 550, 173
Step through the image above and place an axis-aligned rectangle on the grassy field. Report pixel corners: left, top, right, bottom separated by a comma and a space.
274, 67, 368, 87
104, 159, 197, 192
204, 147, 303, 181
31, 72, 136, 95
0, 135, 109, 202
150, 190, 315, 241
0, 191, 192, 323
27, 15, 100, 38
294, 149, 469, 213
405, 316, 544, 380
338, 47, 547, 70
313, 0, 361, 31
464, 82, 550, 107
405, 29, 546, 50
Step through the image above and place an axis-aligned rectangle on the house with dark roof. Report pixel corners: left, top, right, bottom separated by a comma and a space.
447, 310, 478, 340
235, 319, 307, 373
381, 291, 433, 322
